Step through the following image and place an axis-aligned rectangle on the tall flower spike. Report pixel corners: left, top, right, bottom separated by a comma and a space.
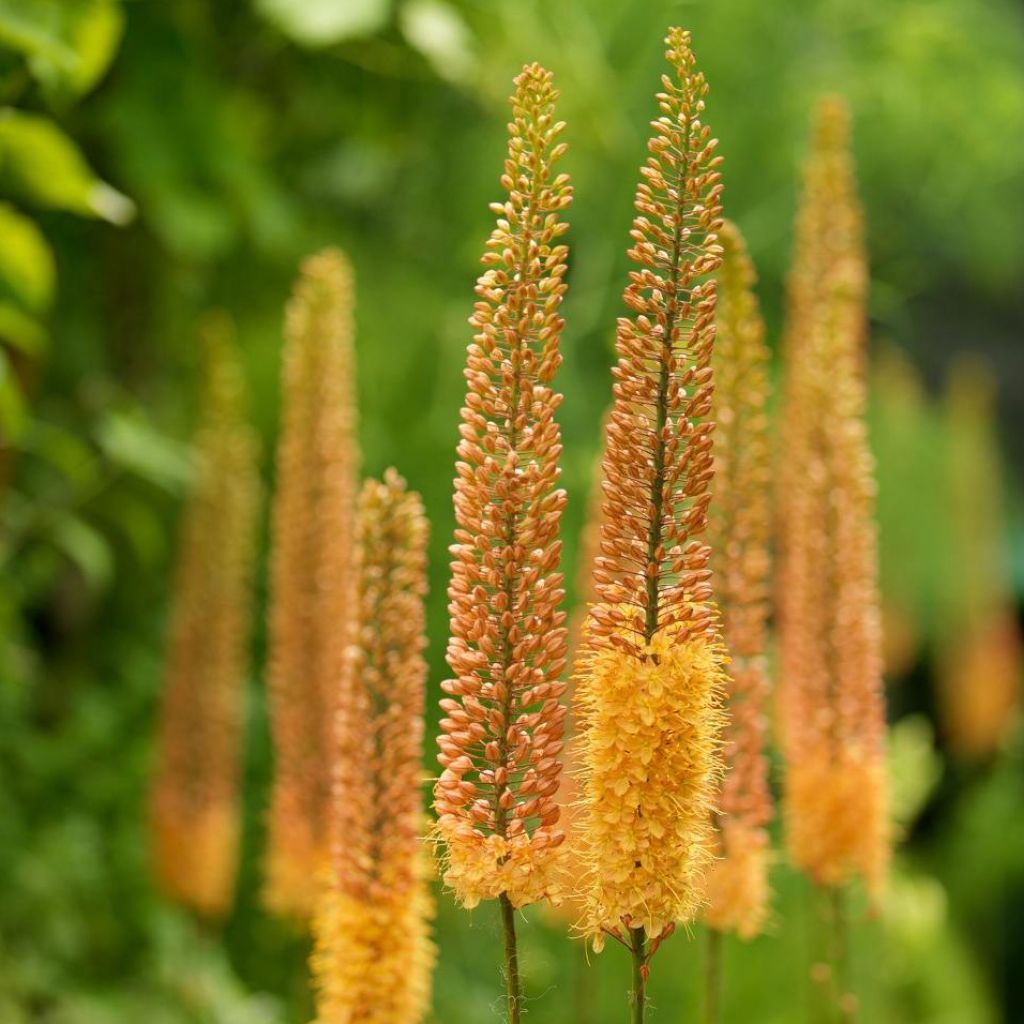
432, 62, 571, 1023
266, 249, 360, 918
433, 62, 571, 909
702, 221, 773, 941
572, 25, 727, 990
150, 313, 261, 919
938, 358, 1021, 758
777, 98, 889, 902
311, 471, 435, 1024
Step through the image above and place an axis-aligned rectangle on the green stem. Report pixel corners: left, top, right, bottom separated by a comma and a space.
704, 928, 722, 1024
500, 893, 522, 1024
830, 888, 855, 1024
575, 942, 596, 1024
631, 927, 648, 1024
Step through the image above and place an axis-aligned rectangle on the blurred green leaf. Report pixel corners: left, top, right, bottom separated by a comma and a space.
0, 200, 54, 311
0, 345, 26, 438
0, 1, 76, 72
47, 513, 112, 589
0, 0, 123, 100
0, 302, 46, 355
400, 0, 476, 83
95, 411, 192, 492
0, 110, 134, 222
255, 0, 390, 46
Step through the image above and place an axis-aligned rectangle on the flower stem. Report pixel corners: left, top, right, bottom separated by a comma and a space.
499, 892, 522, 1024
704, 928, 722, 1024
830, 887, 855, 1024
631, 927, 648, 1024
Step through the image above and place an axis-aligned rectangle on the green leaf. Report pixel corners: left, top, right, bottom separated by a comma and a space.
48, 513, 112, 589
0, 303, 46, 355
0, 1, 75, 71
400, 0, 476, 83
256, 0, 390, 46
0, 201, 54, 311
0, 0, 124, 100
0, 110, 134, 223
95, 411, 193, 493
0, 346, 26, 440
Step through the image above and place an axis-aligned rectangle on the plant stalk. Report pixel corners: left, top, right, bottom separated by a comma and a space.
704, 928, 722, 1024
499, 892, 522, 1024
830, 887, 855, 1024
631, 927, 648, 1024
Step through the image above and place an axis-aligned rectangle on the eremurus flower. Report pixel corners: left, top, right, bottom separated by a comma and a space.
311, 471, 434, 1024
571, 24, 727, 980
777, 98, 889, 901
432, 62, 572, 911
265, 249, 360, 918
702, 221, 774, 941
432, 61, 572, 1024
938, 359, 1022, 758
150, 313, 260, 918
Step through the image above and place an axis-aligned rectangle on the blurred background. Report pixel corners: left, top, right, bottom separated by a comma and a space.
1, 0, 1022, 1021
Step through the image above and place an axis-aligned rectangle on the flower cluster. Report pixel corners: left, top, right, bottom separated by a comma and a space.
265, 248, 360, 918
433, 63, 572, 910
777, 98, 889, 900
702, 221, 774, 939
572, 27, 726, 951
311, 471, 435, 1023
150, 313, 260, 918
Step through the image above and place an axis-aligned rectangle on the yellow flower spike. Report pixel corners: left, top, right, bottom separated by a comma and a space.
702, 220, 774, 940
570, 26, 726, 1016
938, 358, 1022, 758
265, 248, 360, 920
311, 471, 435, 1024
431, 62, 572, 1023
777, 97, 890, 905
149, 312, 261, 919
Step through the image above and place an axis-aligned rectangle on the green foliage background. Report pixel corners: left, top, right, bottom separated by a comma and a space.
1, 1, 1022, 1021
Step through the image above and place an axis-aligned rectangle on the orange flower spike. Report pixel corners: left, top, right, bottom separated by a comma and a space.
433, 63, 573, 912
312, 471, 435, 1024
939, 360, 1022, 758
150, 313, 261, 919
265, 249, 360, 919
778, 98, 890, 901
573, 26, 728, 955
702, 221, 774, 940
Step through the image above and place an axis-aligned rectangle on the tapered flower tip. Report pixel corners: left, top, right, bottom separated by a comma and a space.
812, 94, 851, 152
786, 744, 889, 902
575, 609, 728, 944
703, 824, 772, 940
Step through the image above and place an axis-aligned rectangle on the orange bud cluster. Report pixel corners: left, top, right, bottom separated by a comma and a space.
311, 471, 435, 1024
572, 27, 727, 950
777, 98, 889, 900
702, 221, 774, 940
150, 314, 261, 919
265, 249, 360, 918
938, 360, 1022, 758
433, 63, 572, 910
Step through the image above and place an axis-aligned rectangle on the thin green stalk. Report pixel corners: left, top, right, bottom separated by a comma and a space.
631, 927, 648, 1024
575, 943, 596, 1024
830, 887, 855, 1024
499, 892, 522, 1024
704, 928, 723, 1024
